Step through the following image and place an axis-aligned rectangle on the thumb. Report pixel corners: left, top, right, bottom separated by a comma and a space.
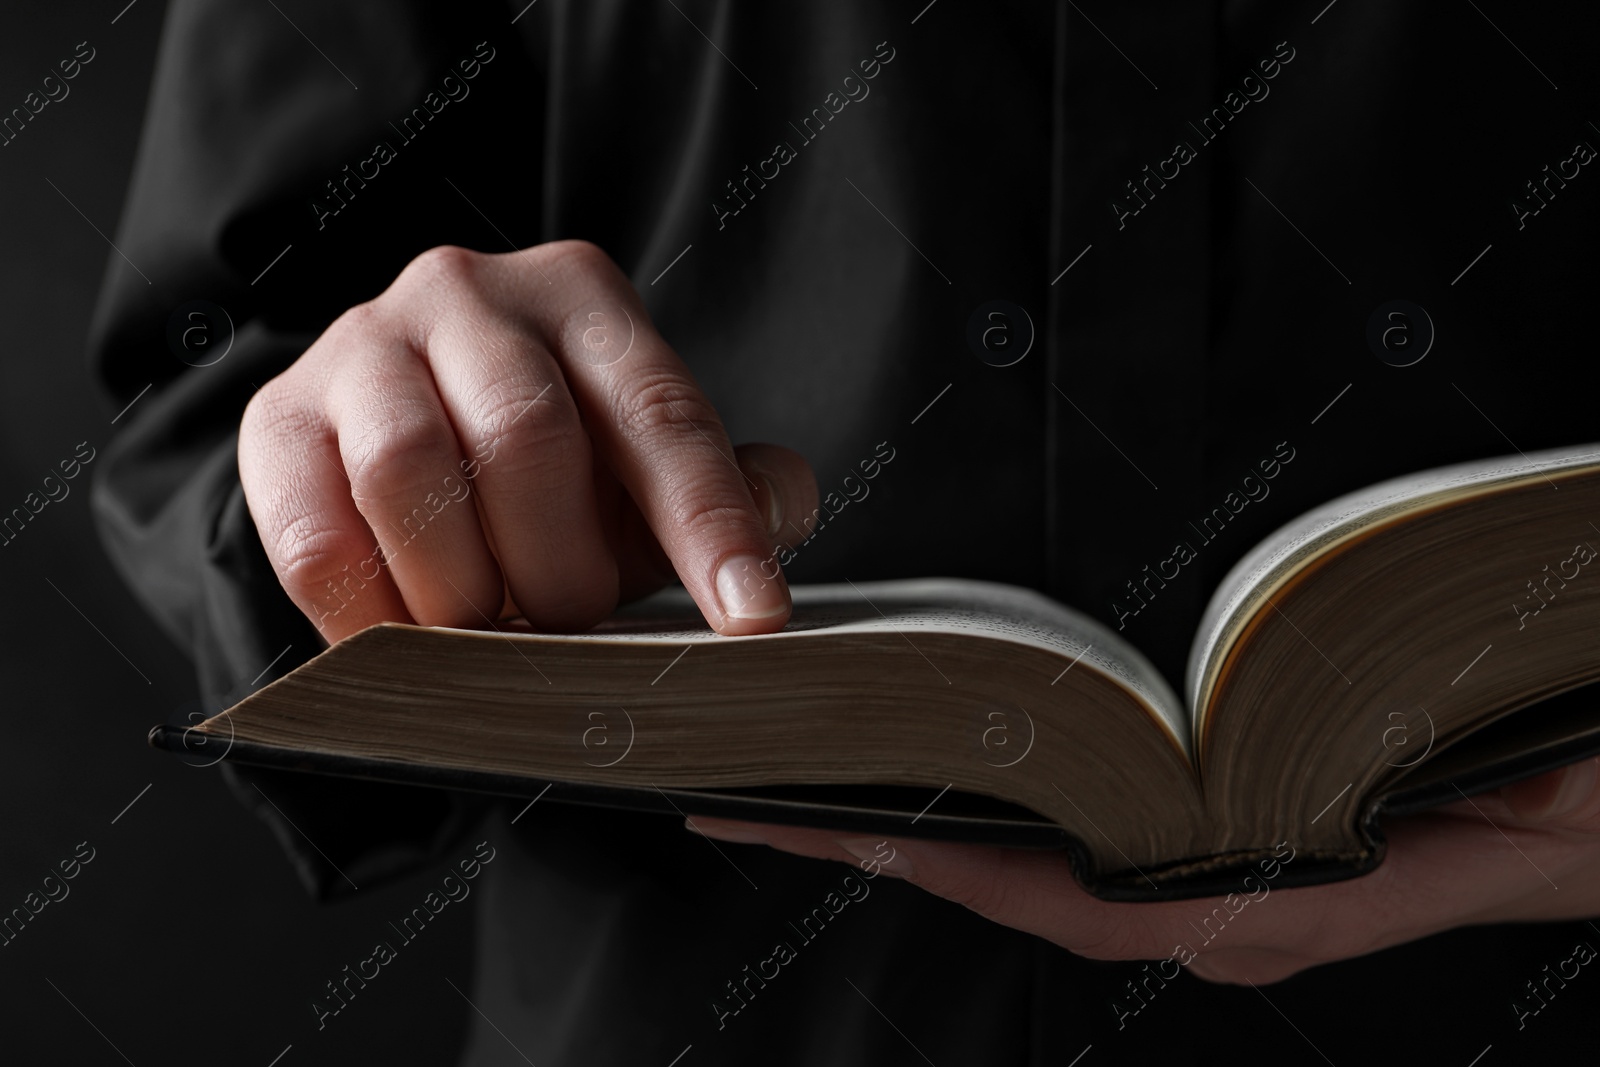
734, 442, 820, 556
661, 440, 817, 636
1500, 756, 1600, 829
603, 442, 817, 619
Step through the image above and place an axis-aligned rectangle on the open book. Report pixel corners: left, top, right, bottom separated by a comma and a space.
151, 443, 1600, 899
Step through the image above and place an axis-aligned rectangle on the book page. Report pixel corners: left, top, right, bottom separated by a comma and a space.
1186, 442, 1600, 726
463, 577, 1191, 756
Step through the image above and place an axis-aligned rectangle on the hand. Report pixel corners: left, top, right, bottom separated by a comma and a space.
240, 241, 817, 642
688, 756, 1600, 984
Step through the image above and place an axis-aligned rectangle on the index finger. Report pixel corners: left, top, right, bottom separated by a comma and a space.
526, 242, 790, 635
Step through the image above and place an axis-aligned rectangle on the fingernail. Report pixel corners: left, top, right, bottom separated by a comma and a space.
715, 553, 788, 621
1547, 757, 1599, 818
837, 837, 914, 878
686, 817, 768, 844
749, 470, 784, 539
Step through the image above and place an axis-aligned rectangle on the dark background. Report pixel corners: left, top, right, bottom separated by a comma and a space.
0, 4, 470, 1063
3, 3, 1599, 1065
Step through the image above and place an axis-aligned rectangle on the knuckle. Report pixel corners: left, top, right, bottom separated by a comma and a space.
1187, 951, 1302, 985
239, 381, 279, 443
1561, 808, 1600, 835
537, 238, 617, 282
343, 410, 459, 505
673, 501, 755, 542
240, 381, 320, 463
1068, 918, 1142, 961
938, 869, 1026, 924
296, 302, 395, 377
267, 512, 369, 600
1182, 955, 1232, 983
1254, 894, 1371, 965
617, 374, 724, 442
329, 298, 386, 339
242, 374, 292, 428
1555, 761, 1600, 832
398, 244, 482, 291
468, 386, 580, 460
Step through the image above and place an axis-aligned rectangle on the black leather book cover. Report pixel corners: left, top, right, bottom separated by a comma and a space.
150, 691, 1600, 903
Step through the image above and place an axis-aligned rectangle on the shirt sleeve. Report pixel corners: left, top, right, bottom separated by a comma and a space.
87, 0, 543, 900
